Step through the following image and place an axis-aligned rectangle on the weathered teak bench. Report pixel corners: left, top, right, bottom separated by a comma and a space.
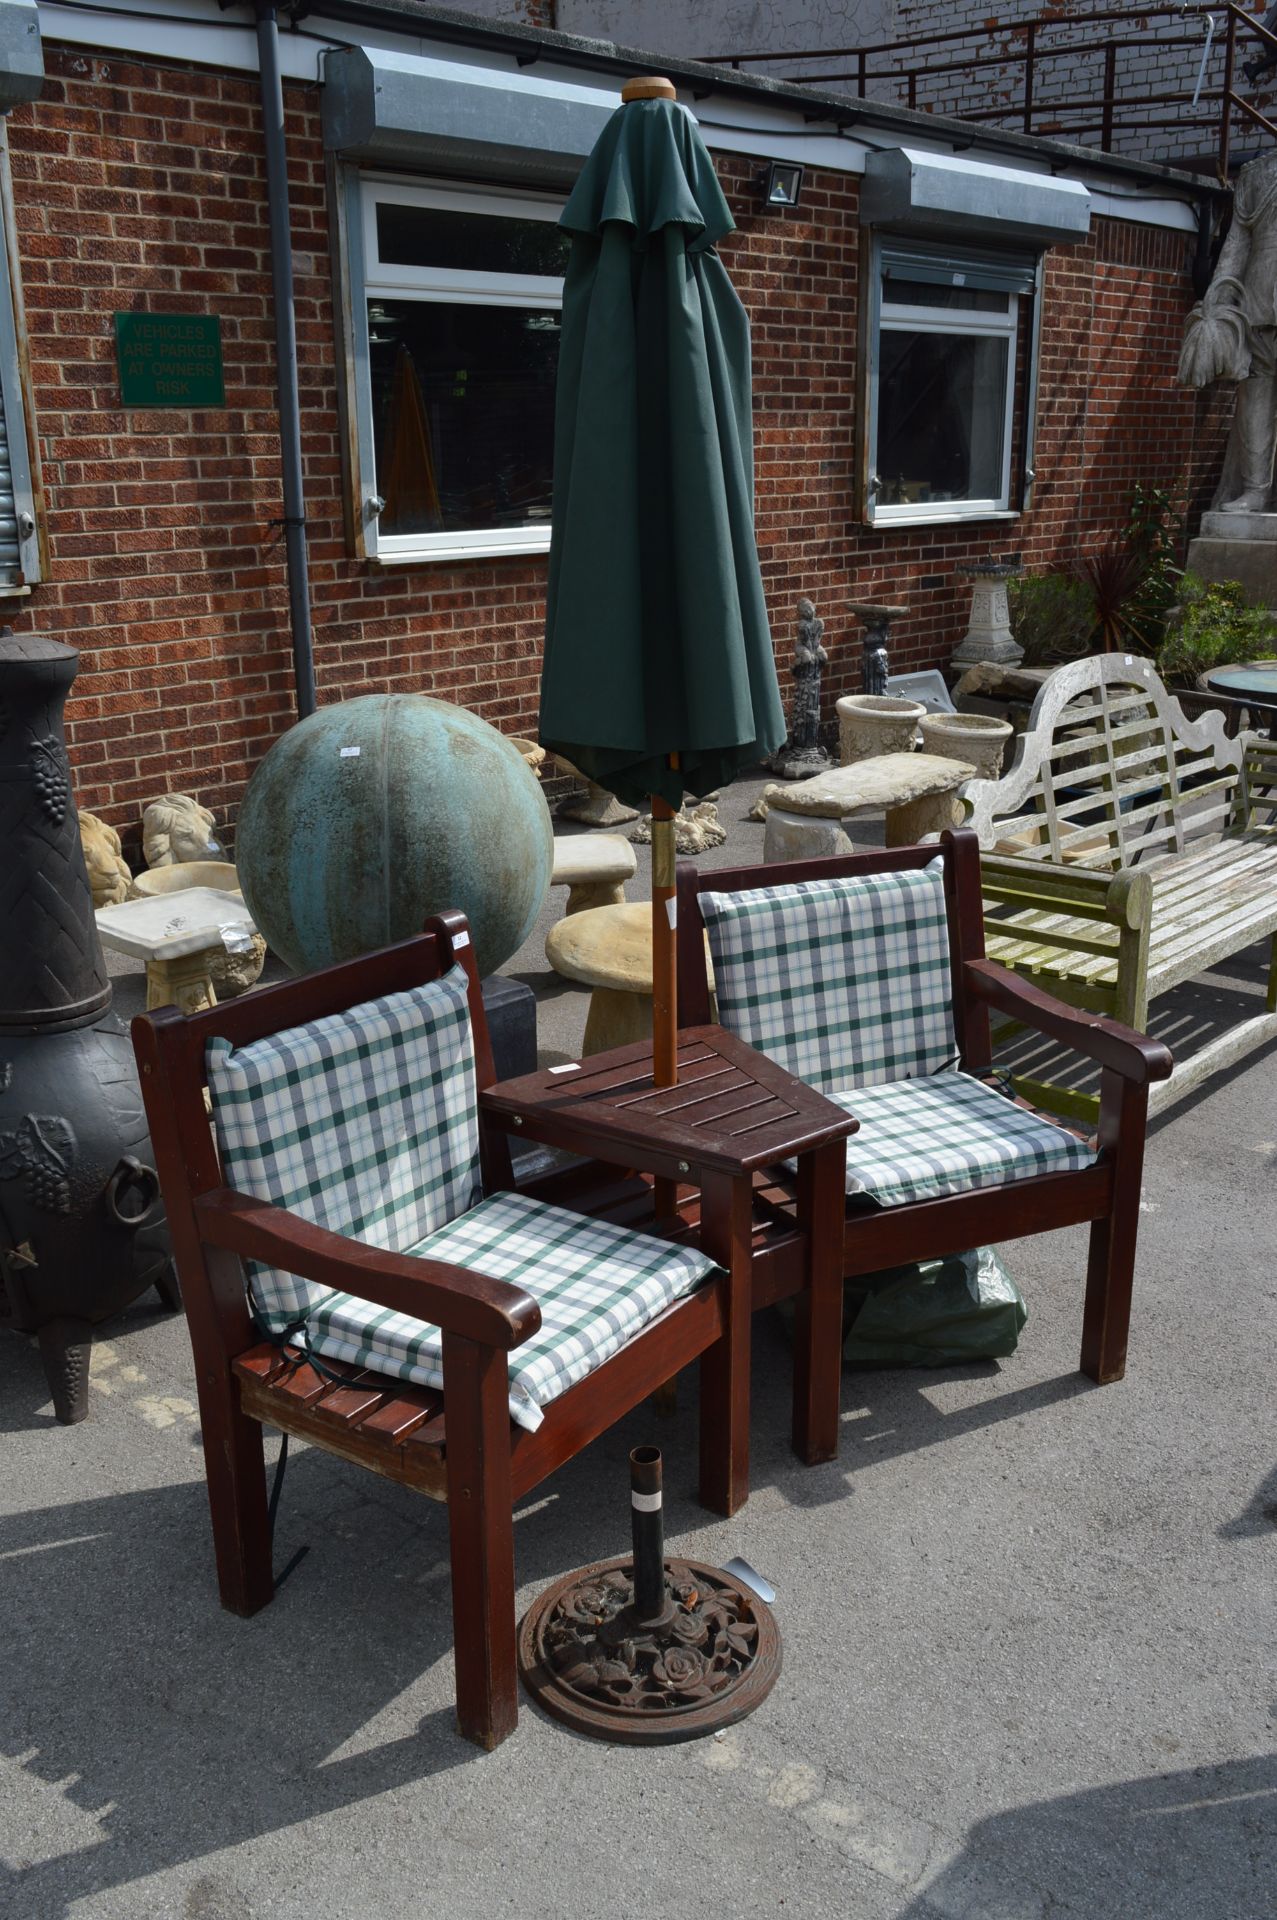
961, 655, 1277, 1118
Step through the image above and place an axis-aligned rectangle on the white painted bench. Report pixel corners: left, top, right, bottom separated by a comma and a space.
960, 654, 1277, 1117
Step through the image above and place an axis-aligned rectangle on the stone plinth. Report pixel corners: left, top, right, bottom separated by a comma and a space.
950, 565, 1022, 670
1199, 511, 1277, 541
761, 752, 971, 861
1186, 527, 1277, 608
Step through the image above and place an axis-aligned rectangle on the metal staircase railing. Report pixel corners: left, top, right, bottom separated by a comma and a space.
701, 4, 1277, 179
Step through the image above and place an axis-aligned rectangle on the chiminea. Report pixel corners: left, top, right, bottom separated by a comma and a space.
0, 630, 176, 1423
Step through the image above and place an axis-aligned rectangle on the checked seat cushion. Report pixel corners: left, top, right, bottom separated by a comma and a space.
207, 965, 715, 1431
699, 861, 1095, 1207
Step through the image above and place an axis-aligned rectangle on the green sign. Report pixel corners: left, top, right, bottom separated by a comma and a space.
114, 313, 225, 408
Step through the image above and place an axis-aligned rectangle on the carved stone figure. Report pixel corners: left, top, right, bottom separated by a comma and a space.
1179, 153, 1277, 512
770, 597, 830, 779
78, 810, 132, 908
143, 792, 224, 868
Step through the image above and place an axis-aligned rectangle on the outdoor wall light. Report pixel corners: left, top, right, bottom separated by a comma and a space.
762, 161, 804, 210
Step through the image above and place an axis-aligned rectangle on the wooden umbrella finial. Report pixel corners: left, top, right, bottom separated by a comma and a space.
621, 75, 677, 102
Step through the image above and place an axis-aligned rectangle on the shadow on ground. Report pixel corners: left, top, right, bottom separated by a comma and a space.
904, 1753, 1277, 1919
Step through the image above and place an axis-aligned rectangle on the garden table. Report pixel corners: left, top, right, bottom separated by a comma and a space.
482, 1026, 856, 1496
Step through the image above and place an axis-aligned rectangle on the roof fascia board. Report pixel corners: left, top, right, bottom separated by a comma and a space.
36, 0, 1221, 213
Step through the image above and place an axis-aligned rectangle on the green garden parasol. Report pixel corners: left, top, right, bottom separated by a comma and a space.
540, 76, 784, 1083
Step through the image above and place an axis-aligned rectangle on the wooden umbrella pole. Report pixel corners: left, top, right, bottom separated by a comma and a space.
651, 789, 678, 1090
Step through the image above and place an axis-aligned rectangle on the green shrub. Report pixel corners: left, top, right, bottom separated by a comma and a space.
1157, 572, 1276, 687
1007, 572, 1095, 665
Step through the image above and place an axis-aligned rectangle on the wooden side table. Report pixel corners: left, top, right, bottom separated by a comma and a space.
482, 1025, 856, 1512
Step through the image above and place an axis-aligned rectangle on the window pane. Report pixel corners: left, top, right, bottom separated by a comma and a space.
375, 202, 570, 278
368, 300, 559, 536
876, 329, 1009, 506
883, 277, 1008, 314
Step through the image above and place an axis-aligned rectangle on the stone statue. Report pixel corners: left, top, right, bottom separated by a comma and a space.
78, 810, 132, 908
1179, 153, 1277, 512
770, 597, 830, 778
143, 792, 225, 868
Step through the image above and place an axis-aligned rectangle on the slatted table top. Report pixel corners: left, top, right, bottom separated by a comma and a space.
482, 1026, 857, 1179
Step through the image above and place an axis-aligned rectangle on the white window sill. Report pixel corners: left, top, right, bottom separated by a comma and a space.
866, 509, 1021, 530
0, 582, 33, 597
369, 535, 552, 567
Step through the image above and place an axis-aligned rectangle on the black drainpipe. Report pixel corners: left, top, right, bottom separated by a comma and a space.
255, 1, 317, 720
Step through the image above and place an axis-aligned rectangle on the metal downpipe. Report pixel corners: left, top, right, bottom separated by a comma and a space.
255, 0, 316, 720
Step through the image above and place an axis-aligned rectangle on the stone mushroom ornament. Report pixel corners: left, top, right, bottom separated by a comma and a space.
78, 810, 132, 908
143, 792, 225, 868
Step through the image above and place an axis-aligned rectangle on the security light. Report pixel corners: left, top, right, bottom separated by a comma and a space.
762, 161, 804, 210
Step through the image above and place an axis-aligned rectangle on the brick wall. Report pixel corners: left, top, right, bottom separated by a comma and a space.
6, 47, 1228, 836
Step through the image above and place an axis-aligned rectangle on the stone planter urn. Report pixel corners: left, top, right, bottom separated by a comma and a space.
836, 693, 925, 764
918, 711, 1015, 780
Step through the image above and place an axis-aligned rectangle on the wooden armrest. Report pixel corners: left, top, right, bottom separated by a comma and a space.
193, 1188, 541, 1351
964, 959, 1173, 1086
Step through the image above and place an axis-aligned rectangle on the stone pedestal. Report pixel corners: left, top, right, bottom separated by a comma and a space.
1187, 512, 1277, 609
950, 565, 1023, 670
849, 602, 909, 694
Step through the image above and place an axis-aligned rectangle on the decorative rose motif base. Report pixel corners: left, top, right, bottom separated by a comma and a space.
517, 1554, 781, 1744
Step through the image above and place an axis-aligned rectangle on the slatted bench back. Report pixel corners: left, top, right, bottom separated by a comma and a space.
962, 656, 1250, 869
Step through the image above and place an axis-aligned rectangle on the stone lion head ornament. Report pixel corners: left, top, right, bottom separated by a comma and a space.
142, 792, 225, 868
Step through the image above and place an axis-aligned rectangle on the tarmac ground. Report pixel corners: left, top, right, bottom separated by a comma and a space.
3, 773, 1274, 1919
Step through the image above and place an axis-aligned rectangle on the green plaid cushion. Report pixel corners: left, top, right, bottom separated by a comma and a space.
206, 965, 481, 1333
830, 1072, 1095, 1207
699, 861, 957, 1093
304, 1189, 718, 1432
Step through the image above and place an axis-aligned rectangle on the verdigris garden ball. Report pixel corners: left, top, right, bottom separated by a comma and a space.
235, 695, 553, 978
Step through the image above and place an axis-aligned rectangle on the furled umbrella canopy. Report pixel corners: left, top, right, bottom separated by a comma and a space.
540, 84, 784, 812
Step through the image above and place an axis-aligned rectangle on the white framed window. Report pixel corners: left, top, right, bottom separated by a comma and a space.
345, 173, 568, 565
864, 239, 1034, 529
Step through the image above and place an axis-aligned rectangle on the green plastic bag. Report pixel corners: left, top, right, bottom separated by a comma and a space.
842, 1247, 1026, 1369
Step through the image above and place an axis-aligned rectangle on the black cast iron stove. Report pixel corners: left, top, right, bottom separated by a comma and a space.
0, 630, 176, 1421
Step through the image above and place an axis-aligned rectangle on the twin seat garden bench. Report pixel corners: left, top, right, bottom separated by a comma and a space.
134, 834, 1169, 1751
961, 654, 1277, 1120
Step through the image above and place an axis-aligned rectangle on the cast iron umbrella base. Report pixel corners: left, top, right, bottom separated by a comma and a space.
517, 1448, 781, 1744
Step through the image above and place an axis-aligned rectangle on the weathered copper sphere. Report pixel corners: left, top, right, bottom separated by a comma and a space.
234, 695, 553, 978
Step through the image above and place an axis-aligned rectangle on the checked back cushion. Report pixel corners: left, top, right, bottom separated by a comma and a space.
698, 860, 957, 1094
206, 964, 481, 1334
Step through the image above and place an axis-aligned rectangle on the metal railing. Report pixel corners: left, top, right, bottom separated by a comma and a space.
702, 4, 1277, 179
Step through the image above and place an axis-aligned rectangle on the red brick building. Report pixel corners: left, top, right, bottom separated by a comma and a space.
0, 1, 1232, 840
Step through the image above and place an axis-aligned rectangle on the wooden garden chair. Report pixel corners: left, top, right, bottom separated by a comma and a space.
675, 830, 1173, 1403
131, 912, 751, 1751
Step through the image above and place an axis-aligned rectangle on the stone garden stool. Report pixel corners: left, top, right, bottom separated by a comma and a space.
545, 902, 715, 1055
550, 833, 637, 915
95, 887, 262, 1014
762, 753, 972, 862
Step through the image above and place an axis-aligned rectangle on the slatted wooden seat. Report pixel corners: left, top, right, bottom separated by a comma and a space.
962, 655, 1277, 1118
